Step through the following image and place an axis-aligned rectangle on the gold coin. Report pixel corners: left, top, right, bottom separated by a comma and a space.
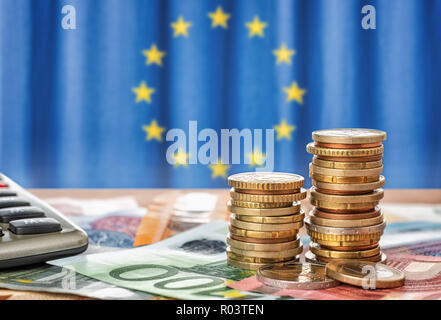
227, 256, 299, 271
230, 214, 303, 231
310, 212, 384, 228
326, 259, 404, 289
312, 207, 381, 220
314, 142, 382, 149
307, 230, 383, 242
228, 172, 304, 191
305, 216, 386, 235
306, 251, 386, 264
309, 243, 380, 259
228, 201, 301, 216
234, 188, 301, 195
310, 163, 383, 177
312, 176, 385, 192
319, 243, 380, 252
230, 188, 307, 203
230, 199, 293, 209
235, 211, 305, 224
230, 233, 297, 244
312, 156, 382, 170
310, 173, 380, 184
317, 154, 383, 162
311, 238, 380, 248
227, 248, 294, 263
310, 187, 384, 203
306, 142, 383, 157
229, 225, 298, 239
226, 235, 300, 251
312, 129, 387, 144
310, 199, 379, 211
228, 245, 303, 259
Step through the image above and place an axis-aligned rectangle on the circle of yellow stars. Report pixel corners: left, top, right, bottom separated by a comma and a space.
132, 6, 307, 179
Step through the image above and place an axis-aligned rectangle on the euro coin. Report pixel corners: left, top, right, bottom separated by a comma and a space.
311, 238, 380, 248
312, 157, 382, 170
307, 230, 383, 242
229, 225, 298, 239
228, 245, 303, 259
227, 248, 294, 263
310, 199, 379, 212
304, 251, 326, 265
309, 163, 383, 177
312, 176, 385, 192
311, 207, 382, 220
309, 243, 380, 259
230, 188, 307, 203
305, 217, 386, 235
310, 173, 380, 184
310, 187, 384, 203
314, 142, 382, 149
306, 142, 384, 157
313, 188, 372, 195
234, 211, 305, 224
316, 154, 383, 162
227, 256, 299, 271
312, 129, 387, 144
228, 201, 301, 216
234, 188, 300, 195
226, 235, 300, 251
230, 233, 297, 244
309, 212, 384, 228
228, 172, 304, 191
306, 251, 386, 263
231, 199, 293, 209
256, 262, 340, 290
319, 243, 379, 251
230, 215, 303, 232
325, 259, 404, 289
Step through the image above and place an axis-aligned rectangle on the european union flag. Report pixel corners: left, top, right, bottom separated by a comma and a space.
1, 0, 440, 188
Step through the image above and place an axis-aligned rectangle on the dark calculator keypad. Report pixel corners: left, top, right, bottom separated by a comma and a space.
9, 217, 62, 235
0, 197, 30, 209
0, 206, 46, 223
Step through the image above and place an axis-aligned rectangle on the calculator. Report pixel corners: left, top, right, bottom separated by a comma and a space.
0, 173, 88, 268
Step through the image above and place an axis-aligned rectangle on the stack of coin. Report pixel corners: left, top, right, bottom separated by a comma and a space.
226, 172, 307, 270
305, 129, 387, 264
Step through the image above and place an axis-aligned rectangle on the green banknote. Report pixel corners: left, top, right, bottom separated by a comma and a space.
49, 221, 274, 300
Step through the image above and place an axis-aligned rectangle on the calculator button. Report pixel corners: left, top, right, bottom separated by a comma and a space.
0, 183, 8, 188
0, 206, 45, 223
9, 218, 62, 235
0, 197, 30, 208
0, 190, 17, 197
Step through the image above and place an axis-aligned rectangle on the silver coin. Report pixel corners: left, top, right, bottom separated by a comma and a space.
257, 262, 339, 290
305, 216, 386, 235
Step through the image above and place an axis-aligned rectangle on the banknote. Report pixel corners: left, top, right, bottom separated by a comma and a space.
133, 191, 229, 246
50, 221, 276, 300
45, 197, 146, 248
228, 254, 441, 300
384, 239, 441, 256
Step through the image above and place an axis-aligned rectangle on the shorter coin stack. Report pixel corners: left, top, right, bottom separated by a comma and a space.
226, 172, 307, 270
305, 129, 387, 264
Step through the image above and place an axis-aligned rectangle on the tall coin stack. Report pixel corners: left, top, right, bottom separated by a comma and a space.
305, 129, 387, 264
226, 172, 307, 270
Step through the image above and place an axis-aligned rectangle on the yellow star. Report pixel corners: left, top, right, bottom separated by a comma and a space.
171, 16, 192, 37
247, 149, 266, 167
274, 119, 296, 140
142, 120, 165, 142
142, 44, 166, 67
173, 148, 189, 167
283, 81, 306, 104
273, 43, 295, 65
209, 159, 230, 179
245, 16, 267, 38
132, 81, 155, 103
208, 6, 231, 29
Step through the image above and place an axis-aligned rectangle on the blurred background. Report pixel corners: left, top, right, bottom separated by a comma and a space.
0, 0, 440, 188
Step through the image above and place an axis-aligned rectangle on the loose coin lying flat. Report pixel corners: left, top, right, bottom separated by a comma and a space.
228, 245, 303, 259
230, 188, 307, 203
228, 201, 301, 216
312, 176, 385, 192
228, 172, 304, 191
306, 143, 384, 157
310, 163, 383, 177
326, 259, 404, 289
230, 215, 303, 232
226, 235, 300, 251
257, 262, 340, 290
235, 210, 304, 224
312, 129, 387, 144
310, 187, 384, 203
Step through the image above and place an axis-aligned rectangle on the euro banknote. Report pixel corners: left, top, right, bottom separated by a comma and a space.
50, 221, 276, 300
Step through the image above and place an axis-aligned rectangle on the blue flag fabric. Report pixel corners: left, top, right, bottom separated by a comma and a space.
1, 0, 440, 188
